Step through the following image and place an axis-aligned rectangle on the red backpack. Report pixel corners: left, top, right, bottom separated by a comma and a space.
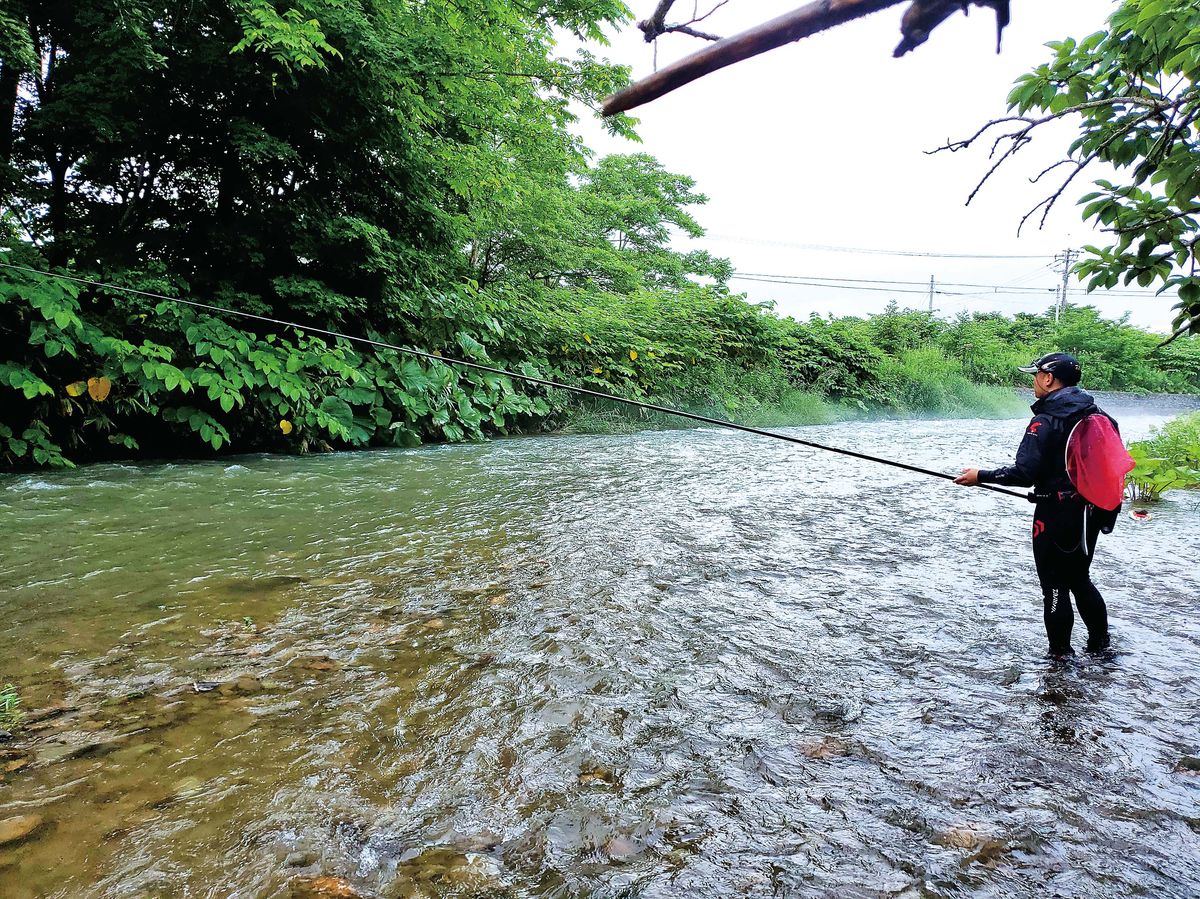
1066, 414, 1136, 512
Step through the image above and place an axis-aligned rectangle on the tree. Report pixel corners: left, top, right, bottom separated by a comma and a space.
468, 153, 731, 294
0, 0, 635, 325
936, 0, 1200, 342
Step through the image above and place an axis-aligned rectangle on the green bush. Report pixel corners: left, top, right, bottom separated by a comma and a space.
1127, 412, 1200, 500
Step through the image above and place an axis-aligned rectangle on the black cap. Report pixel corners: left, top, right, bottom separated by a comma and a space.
1017, 352, 1081, 385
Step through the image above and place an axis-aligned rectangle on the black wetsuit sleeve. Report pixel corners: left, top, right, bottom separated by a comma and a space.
978, 415, 1052, 487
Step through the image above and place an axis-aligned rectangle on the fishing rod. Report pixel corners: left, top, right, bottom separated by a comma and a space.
0, 260, 1027, 499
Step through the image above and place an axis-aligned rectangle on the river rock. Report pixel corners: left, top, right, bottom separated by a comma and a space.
4, 758, 30, 773
218, 676, 263, 695
292, 656, 340, 672
1174, 756, 1200, 774
605, 835, 643, 863
289, 875, 363, 898
438, 853, 504, 887
935, 827, 983, 850
35, 732, 129, 765
800, 736, 850, 760
0, 815, 44, 846
577, 766, 619, 786
24, 703, 77, 724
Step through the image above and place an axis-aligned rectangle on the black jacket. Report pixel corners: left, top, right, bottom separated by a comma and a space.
978, 386, 1117, 494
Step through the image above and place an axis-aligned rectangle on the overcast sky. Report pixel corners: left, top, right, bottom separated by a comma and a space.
572, 0, 1179, 332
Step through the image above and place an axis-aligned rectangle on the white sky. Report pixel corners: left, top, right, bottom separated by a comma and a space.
573, 0, 1179, 333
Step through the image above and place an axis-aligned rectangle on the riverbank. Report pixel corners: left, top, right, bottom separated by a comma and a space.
558, 383, 1029, 435
5, 253, 1200, 471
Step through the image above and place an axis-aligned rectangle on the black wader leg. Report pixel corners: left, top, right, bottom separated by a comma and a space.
1069, 512, 1110, 652
1032, 501, 1074, 655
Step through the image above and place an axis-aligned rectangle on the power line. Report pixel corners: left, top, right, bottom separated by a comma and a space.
731, 276, 980, 296
733, 272, 1057, 294
708, 234, 1053, 259
729, 270, 1171, 300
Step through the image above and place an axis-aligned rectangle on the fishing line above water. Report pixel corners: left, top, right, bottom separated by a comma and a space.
1, 260, 1028, 499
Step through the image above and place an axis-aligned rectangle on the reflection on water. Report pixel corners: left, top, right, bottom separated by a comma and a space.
1, 397, 1199, 898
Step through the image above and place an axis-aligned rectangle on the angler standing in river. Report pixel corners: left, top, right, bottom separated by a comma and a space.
954, 353, 1123, 657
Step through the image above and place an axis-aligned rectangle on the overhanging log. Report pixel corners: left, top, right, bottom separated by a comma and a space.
603, 0, 907, 116
602, 0, 1011, 116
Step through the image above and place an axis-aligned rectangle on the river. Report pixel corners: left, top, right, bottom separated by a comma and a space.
1, 395, 1198, 898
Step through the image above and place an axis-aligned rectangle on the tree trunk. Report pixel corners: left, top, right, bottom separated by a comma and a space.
0, 63, 18, 170
47, 154, 68, 264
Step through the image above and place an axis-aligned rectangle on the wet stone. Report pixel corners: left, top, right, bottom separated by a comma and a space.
36, 733, 129, 765
24, 703, 77, 724
292, 656, 340, 672
1174, 756, 1200, 774
800, 736, 850, 760
0, 814, 45, 847
578, 766, 620, 786
218, 676, 263, 695
605, 835, 640, 861
290, 874, 363, 898
934, 826, 994, 851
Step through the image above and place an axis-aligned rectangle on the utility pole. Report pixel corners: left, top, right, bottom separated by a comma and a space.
928, 275, 935, 313
1053, 248, 1078, 322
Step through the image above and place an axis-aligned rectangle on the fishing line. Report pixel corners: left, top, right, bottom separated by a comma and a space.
0, 260, 1027, 499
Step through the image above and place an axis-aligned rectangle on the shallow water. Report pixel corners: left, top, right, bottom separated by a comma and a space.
1, 397, 1199, 898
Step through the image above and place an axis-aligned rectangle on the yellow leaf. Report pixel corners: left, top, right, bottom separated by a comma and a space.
629, 350, 638, 361
647, 352, 656, 359
87, 377, 112, 401
280, 419, 293, 435
584, 334, 592, 344
65, 381, 87, 397
593, 367, 603, 374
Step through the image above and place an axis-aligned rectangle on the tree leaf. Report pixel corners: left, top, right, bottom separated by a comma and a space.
87, 377, 112, 401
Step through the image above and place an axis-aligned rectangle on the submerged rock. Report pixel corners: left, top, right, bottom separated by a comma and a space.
1174, 756, 1200, 774
35, 732, 130, 765
289, 875, 363, 898
0, 814, 44, 847
800, 736, 850, 760
292, 656, 340, 673
935, 826, 986, 850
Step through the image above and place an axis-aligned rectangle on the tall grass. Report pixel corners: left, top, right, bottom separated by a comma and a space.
560, 351, 1026, 436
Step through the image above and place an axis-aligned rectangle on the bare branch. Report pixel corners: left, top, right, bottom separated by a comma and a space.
662, 25, 722, 41
637, 0, 729, 41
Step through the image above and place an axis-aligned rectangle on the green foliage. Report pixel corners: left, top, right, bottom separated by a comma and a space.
2, 0, 1198, 469
1127, 412, 1200, 499
0, 683, 23, 731
1007, 1, 1200, 337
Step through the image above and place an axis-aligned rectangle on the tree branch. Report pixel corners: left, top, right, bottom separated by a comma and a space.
604, 0, 907, 115
604, 0, 1012, 116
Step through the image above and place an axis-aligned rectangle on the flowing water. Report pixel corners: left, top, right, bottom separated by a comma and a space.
1, 396, 1199, 899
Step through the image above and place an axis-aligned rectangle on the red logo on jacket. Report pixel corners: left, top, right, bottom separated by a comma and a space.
1032, 519, 1046, 538
1027, 421, 1043, 436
